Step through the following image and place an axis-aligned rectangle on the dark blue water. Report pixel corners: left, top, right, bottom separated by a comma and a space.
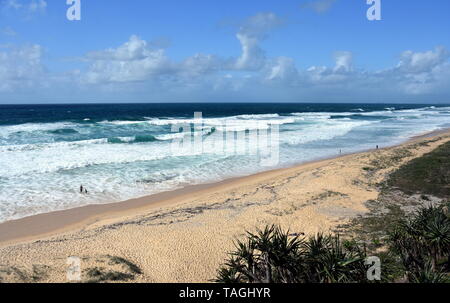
0, 103, 449, 222
0, 103, 442, 126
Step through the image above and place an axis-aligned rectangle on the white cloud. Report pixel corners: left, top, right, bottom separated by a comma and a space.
396, 46, 449, 74
393, 48, 450, 95
80, 13, 285, 86
305, 51, 355, 85
301, 47, 450, 97
81, 12, 282, 85
333, 51, 353, 73
180, 53, 223, 77
1, 11, 450, 102
265, 57, 299, 84
83, 35, 173, 84
235, 12, 283, 70
0, 43, 45, 91
86, 35, 156, 62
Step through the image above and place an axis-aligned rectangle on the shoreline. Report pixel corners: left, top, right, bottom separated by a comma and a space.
0, 127, 449, 247
0, 151, 361, 246
1, 129, 449, 282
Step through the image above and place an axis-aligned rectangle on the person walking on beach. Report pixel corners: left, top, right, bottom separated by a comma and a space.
80, 185, 83, 193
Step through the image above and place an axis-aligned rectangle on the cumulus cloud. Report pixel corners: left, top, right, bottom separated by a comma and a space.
301, 47, 450, 97
180, 53, 223, 77
83, 35, 173, 84
235, 12, 283, 70
1, 11, 450, 102
80, 13, 284, 85
396, 46, 449, 74
384, 47, 450, 95
265, 57, 299, 84
86, 35, 157, 62
333, 51, 353, 73
305, 51, 355, 85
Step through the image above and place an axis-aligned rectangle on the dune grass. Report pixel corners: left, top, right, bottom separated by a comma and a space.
387, 141, 450, 198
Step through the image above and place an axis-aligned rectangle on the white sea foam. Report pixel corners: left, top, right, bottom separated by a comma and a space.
281, 120, 374, 146
1, 107, 449, 222
0, 122, 79, 138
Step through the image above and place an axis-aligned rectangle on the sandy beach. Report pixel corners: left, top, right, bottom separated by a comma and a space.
1, 129, 449, 283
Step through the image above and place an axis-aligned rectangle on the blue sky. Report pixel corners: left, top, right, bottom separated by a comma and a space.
0, 0, 450, 103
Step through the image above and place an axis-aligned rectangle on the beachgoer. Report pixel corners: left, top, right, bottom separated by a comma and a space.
80, 185, 83, 193
85, 188, 88, 194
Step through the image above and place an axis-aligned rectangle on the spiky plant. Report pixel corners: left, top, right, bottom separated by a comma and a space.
388, 204, 450, 282
215, 225, 369, 283
409, 261, 449, 283
303, 234, 368, 283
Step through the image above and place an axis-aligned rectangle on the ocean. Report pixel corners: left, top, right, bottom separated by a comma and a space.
1, 103, 449, 223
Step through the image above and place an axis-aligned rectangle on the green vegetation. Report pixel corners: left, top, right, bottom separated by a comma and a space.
388, 141, 450, 198
217, 141, 450, 283
217, 204, 450, 283
108, 256, 142, 275
389, 203, 450, 282
369, 148, 414, 170
84, 255, 142, 283
0, 264, 51, 283
85, 267, 134, 283
215, 225, 369, 283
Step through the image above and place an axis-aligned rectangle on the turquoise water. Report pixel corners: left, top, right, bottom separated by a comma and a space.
0, 103, 449, 222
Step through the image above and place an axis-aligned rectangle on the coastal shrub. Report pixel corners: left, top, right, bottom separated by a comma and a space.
387, 141, 450, 198
85, 267, 134, 283
388, 204, 450, 283
215, 225, 369, 283
83, 255, 142, 283
108, 256, 142, 275
0, 264, 51, 283
217, 204, 450, 284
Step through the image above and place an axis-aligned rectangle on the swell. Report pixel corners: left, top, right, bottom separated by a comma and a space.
1, 105, 450, 223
